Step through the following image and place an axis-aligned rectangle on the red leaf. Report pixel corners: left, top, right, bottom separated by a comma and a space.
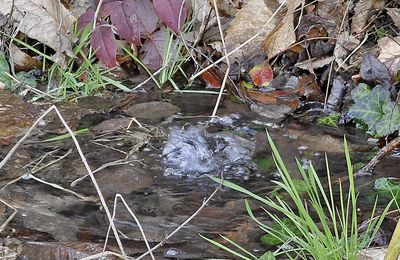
201, 69, 222, 88
102, 0, 158, 45
153, 0, 187, 34
139, 30, 167, 70
90, 23, 117, 67
248, 61, 274, 87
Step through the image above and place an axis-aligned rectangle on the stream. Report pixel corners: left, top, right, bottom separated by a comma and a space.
0, 91, 399, 259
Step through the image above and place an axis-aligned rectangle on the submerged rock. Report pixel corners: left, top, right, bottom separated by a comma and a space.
123, 101, 180, 123
162, 126, 256, 177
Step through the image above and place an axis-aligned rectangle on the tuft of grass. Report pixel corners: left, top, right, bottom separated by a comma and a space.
7, 23, 131, 101
206, 133, 392, 260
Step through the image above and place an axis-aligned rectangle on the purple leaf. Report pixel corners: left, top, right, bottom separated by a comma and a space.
153, 0, 187, 34
90, 23, 117, 67
100, 0, 120, 17
77, 9, 97, 31
140, 30, 168, 70
100, 0, 158, 45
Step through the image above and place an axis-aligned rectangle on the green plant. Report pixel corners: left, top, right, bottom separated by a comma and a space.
205, 134, 392, 260
7, 24, 131, 100
317, 112, 340, 127
349, 83, 400, 136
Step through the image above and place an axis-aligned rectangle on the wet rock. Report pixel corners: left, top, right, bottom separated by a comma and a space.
162, 126, 256, 177
123, 101, 180, 123
250, 103, 293, 120
19, 241, 119, 260
0, 89, 37, 145
95, 166, 153, 198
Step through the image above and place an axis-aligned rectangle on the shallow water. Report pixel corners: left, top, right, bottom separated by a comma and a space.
0, 94, 399, 259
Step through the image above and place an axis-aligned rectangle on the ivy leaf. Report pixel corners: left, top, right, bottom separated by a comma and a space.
102, 0, 158, 45
140, 30, 168, 70
153, 0, 187, 34
317, 112, 340, 127
351, 83, 371, 102
90, 23, 117, 67
349, 85, 391, 131
377, 102, 400, 136
349, 85, 400, 136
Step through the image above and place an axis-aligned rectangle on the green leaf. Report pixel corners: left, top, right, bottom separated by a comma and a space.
351, 83, 371, 101
377, 102, 400, 136
317, 112, 340, 127
349, 85, 400, 136
15, 71, 37, 88
0, 52, 11, 88
258, 251, 276, 260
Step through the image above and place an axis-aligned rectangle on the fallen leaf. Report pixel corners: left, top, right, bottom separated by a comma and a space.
378, 37, 400, 81
333, 31, 360, 70
248, 61, 274, 87
225, 0, 277, 63
153, 0, 187, 34
263, 0, 301, 58
201, 69, 222, 88
294, 74, 324, 102
242, 88, 300, 108
351, 0, 375, 34
297, 15, 337, 39
315, 0, 346, 32
0, 0, 76, 59
327, 76, 347, 109
387, 8, 400, 29
9, 44, 43, 72
295, 56, 334, 71
360, 53, 392, 87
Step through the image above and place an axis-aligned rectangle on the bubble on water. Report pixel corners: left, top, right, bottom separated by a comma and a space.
162, 125, 256, 177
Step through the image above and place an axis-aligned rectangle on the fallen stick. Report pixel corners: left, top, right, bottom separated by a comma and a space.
355, 135, 400, 177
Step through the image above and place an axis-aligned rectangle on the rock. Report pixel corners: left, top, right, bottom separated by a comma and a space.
0, 89, 37, 145
123, 101, 180, 123
250, 103, 293, 120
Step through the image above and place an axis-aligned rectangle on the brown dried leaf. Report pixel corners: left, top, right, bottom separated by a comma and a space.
294, 74, 324, 102
295, 56, 334, 71
333, 31, 360, 70
0, 0, 76, 62
263, 0, 301, 58
9, 44, 42, 72
225, 0, 276, 62
387, 8, 400, 29
378, 37, 400, 81
315, 0, 346, 36
351, 0, 374, 34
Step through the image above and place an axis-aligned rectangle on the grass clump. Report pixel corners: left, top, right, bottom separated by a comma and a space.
205, 133, 392, 260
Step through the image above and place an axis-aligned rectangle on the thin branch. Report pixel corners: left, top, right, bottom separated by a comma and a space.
210, 0, 231, 118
